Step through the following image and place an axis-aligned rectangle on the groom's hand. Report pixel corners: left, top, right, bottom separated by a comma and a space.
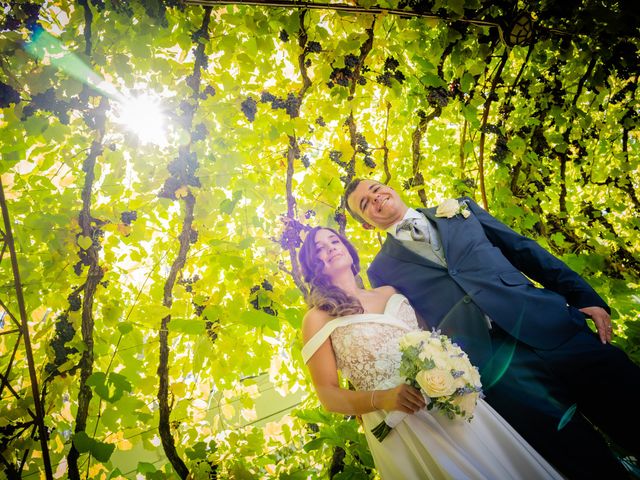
579, 306, 613, 344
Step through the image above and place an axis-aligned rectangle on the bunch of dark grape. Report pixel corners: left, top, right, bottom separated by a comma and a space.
354, 133, 376, 168
202, 85, 216, 99
159, 147, 201, 200
329, 150, 347, 168
327, 52, 368, 88
241, 97, 257, 122
353, 133, 365, 152
384, 57, 399, 71
179, 100, 196, 121
610, 41, 638, 79
189, 228, 198, 244
158, 176, 182, 200
279, 217, 305, 250
304, 209, 316, 219
192, 45, 209, 70
491, 134, 509, 165
1, 13, 20, 31
168, 147, 201, 186
90, 0, 106, 11
185, 74, 199, 92
279, 30, 289, 42
73, 261, 84, 276
45, 313, 77, 374
109, 0, 133, 16
20, 2, 41, 32
499, 103, 515, 116
178, 274, 200, 292
120, 211, 137, 226
306, 41, 321, 53
345, 54, 359, 68
315, 116, 326, 127
261, 91, 276, 103
82, 99, 108, 131
462, 177, 476, 189
22, 88, 70, 124
0, 82, 20, 108
426, 87, 449, 108
139, 0, 172, 28
531, 127, 549, 155
68, 293, 82, 312
191, 25, 208, 43
191, 122, 208, 142
377, 56, 405, 87
301, 155, 310, 168
205, 319, 219, 343
284, 93, 300, 118
249, 282, 277, 316
448, 79, 463, 101
482, 123, 501, 135
191, 291, 210, 317
329, 67, 353, 88
259, 92, 300, 118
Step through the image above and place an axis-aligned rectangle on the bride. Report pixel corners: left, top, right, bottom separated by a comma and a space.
299, 226, 563, 480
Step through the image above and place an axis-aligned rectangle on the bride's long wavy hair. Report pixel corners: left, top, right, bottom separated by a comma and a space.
298, 227, 364, 317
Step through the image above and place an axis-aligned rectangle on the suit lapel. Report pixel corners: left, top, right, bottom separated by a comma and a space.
419, 207, 451, 261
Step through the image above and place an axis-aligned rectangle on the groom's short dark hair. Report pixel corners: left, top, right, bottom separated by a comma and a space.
344, 178, 368, 225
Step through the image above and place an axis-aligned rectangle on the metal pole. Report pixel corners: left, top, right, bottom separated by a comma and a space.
0, 178, 53, 479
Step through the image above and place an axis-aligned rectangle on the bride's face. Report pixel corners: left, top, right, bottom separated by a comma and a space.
314, 229, 353, 277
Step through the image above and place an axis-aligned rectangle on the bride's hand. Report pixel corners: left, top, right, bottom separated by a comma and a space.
380, 384, 426, 413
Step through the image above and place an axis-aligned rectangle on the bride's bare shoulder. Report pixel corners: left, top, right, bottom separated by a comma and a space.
372, 285, 398, 297
302, 307, 332, 343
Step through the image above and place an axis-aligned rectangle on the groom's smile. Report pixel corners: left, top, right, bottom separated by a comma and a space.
347, 179, 408, 230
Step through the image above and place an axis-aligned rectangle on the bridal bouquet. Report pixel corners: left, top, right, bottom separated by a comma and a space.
372, 330, 482, 441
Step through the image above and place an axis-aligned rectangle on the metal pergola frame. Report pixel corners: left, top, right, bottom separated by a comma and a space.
0, 178, 53, 479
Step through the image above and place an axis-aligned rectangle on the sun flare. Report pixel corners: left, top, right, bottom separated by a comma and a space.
116, 93, 166, 146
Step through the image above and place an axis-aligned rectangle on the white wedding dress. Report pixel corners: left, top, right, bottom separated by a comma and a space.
302, 294, 563, 480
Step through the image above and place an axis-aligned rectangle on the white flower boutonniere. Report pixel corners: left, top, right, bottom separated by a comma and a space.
435, 199, 470, 219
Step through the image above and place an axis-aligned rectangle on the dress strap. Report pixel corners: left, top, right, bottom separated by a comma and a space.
302, 314, 413, 364
384, 293, 408, 315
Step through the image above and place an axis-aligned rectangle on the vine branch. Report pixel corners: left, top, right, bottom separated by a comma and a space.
156, 7, 212, 478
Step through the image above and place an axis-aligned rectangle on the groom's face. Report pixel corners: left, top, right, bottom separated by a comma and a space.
347, 180, 407, 230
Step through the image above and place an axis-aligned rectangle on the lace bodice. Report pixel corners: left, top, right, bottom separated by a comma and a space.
329, 294, 420, 391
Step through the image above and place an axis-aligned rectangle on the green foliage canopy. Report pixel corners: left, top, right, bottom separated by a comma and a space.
0, 0, 638, 478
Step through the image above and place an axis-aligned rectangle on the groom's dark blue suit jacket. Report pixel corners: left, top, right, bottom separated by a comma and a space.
367, 197, 608, 351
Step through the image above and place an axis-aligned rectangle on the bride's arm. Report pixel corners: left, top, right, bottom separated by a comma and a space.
303, 309, 425, 416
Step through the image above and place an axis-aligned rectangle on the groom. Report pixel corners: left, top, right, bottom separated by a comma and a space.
345, 178, 640, 479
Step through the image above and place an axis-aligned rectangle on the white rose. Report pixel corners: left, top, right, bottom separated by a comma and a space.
469, 366, 482, 387
399, 331, 431, 349
419, 343, 448, 366
452, 392, 480, 419
416, 368, 457, 398
435, 199, 461, 218
449, 356, 471, 375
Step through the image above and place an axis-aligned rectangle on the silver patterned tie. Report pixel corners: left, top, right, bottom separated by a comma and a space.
396, 218, 430, 243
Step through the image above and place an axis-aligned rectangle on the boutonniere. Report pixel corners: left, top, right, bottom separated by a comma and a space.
435, 199, 470, 219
